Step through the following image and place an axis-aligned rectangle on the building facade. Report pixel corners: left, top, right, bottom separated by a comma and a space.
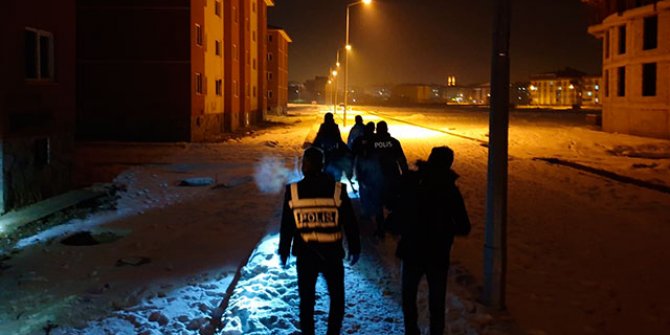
77, 0, 273, 141
0, 0, 76, 213
267, 27, 291, 115
586, 0, 670, 138
529, 68, 598, 107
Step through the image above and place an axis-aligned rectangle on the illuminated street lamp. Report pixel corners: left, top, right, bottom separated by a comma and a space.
343, 0, 372, 126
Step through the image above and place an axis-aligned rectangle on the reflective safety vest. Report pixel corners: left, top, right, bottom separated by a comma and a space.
288, 182, 343, 243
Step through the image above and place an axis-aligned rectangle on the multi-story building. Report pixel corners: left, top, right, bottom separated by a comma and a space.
529, 68, 589, 107
586, 0, 670, 138
267, 27, 291, 115
78, 0, 273, 141
0, 0, 76, 213
582, 75, 603, 107
391, 84, 436, 104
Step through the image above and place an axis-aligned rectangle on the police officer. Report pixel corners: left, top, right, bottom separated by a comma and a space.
371, 120, 409, 237
279, 147, 361, 335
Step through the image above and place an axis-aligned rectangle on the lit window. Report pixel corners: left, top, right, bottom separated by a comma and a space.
24, 28, 54, 80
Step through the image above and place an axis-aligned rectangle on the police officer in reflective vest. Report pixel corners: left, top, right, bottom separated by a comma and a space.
279, 147, 361, 335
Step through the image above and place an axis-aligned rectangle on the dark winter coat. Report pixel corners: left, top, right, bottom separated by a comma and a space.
395, 167, 471, 265
313, 122, 344, 153
279, 172, 361, 260
371, 132, 408, 181
347, 123, 366, 149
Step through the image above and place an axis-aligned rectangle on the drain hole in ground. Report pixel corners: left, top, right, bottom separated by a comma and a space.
61, 231, 124, 246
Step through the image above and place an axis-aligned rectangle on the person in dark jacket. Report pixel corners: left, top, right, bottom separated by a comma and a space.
313, 112, 351, 181
313, 112, 344, 153
395, 146, 471, 335
352, 122, 382, 221
347, 115, 365, 149
370, 120, 408, 237
279, 147, 361, 335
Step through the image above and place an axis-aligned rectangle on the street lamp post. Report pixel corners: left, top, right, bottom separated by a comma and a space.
343, 0, 371, 127
331, 68, 338, 113
333, 50, 341, 113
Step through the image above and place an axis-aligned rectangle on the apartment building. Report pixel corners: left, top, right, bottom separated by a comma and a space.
267, 27, 291, 115
586, 0, 670, 138
0, 0, 76, 212
77, 0, 273, 141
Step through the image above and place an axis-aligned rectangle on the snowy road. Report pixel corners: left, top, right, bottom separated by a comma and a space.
1, 105, 669, 335
352, 106, 670, 335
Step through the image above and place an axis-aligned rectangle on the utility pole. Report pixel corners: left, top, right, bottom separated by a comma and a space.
483, 0, 511, 310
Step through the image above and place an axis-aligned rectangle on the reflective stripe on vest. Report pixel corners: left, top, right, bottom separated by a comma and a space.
288, 182, 343, 243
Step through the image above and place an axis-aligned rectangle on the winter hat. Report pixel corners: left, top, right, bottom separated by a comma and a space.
302, 146, 325, 172
427, 146, 454, 170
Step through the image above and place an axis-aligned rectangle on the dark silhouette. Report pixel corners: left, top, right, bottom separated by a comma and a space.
347, 115, 365, 149
279, 147, 361, 335
313, 113, 353, 182
395, 146, 471, 335
370, 120, 408, 237
352, 121, 382, 222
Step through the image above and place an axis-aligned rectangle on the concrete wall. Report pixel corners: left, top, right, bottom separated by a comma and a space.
1, 0, 76, 212
77, 0, 192, 141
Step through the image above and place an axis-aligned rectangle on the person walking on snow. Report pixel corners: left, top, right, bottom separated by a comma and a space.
279, 147, 361, 335
395, 146, 471, 335
313, 112, 351, 182
370, 120, 408, 237
347, 115, 365, 149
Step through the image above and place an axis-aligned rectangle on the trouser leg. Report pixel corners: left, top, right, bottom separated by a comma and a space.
323, 260, 345, 335
297, 257, 319, 335
401, 261, 423, 335
426, 263, 449, 335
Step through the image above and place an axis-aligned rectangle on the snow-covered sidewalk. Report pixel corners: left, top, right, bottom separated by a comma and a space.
220, 231, 511, 335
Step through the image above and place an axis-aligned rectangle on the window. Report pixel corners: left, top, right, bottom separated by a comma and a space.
196, 73, 203, 94
215, 40, 221, 56
252, 30, 256, 42
233, 44, 238, 60
24, 28, 54, 80
643, 16, 658, 50
269, 35, 273, 43
34, 137, 50, 168
267, 53, 273, 62
215, 1, 222, 17
604, 70, 609, 97
267, 72, 273, 81
253, 1, 256, 13
642, 63, 656, 97
618, 25, 626, 54
215, 79, 222, 96
604, 30, 610, 58
268, 90, 273, 99
617, 66, 625, 97
195, 24, 203, 46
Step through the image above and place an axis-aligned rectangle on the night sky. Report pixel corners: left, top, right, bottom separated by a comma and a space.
268, 0, 602, 86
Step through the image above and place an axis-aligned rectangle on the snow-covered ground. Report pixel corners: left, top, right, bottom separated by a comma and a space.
1, 104, 669, 335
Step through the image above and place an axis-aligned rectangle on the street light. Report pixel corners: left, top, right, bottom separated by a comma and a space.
343, 0, 372, 126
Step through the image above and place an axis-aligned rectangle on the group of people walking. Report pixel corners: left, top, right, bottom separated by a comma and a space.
279, 112, 471, 335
